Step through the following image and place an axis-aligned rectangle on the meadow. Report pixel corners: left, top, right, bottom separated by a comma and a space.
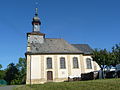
14, 78, 120, 90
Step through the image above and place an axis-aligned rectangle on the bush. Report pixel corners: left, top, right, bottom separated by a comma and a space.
11, 79, 21, 85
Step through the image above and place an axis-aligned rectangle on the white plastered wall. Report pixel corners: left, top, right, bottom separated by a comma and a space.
31, 55, 41, 79
28, 54, 100, 83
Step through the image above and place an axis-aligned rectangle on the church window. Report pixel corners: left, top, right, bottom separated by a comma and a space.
73, 57, 79, 68
60, 57, 66, 69
47, 58, 52, 69
86, 58, 92, 69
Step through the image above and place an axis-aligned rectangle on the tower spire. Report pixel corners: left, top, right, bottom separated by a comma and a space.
32, 8, 41, 32
35, 8, 38, 16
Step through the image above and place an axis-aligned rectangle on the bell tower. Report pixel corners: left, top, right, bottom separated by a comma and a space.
32, 8, 41, 32
27, 8, 45, 52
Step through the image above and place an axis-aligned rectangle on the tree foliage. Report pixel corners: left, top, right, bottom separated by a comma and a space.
92, 43, 120, 66
0, 64, 5, 80
93, 49, 108, 66
4, 63, 19, 85
0, 64, 2, 70
3, 58, 26, 85
16, 58, 26, 84
1, 58, 27, 85
0, 70, 5, 80
112, 43, 120, 65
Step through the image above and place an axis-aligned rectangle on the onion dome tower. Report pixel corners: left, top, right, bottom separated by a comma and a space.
32, 8, 41, 32
27, 8, 45, 52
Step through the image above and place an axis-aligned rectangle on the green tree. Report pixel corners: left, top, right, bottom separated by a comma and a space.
0, 64, 2, 70
92, 49, 111, 66
92, 49, 111, 79
16, 58, 26, 84
4, 63, 19, 85
112, 43, 120, 65
0, 70, 6, 80
0, 64, 5, 80
92, 43, 120, 66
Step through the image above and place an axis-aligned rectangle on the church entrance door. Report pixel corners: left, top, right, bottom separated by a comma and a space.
47, 71, 53, 81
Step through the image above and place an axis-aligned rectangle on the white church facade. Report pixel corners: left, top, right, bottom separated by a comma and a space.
25, 8, 100, 84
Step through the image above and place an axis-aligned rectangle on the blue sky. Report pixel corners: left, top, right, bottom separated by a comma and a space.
0, 0, 120, 69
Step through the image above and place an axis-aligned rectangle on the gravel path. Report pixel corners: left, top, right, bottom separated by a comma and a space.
0, 85, 20, 90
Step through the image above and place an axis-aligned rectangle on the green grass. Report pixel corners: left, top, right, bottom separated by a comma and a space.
14, 78, 120, 90
0, 85, 5, 87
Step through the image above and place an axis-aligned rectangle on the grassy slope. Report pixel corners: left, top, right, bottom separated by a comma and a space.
14, 78, 120, 90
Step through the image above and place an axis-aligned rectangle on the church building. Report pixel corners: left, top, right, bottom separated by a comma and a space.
25, 8, 100, 84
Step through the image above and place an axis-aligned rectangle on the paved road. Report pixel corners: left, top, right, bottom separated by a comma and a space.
0, 85, 18, 90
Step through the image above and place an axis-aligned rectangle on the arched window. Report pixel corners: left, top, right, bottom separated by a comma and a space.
86, 58, 92, 69
73, 57, 79, 68
47, 57, 52, 69
60, 57, 66, 69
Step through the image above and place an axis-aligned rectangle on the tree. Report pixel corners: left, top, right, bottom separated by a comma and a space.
0, 64, 5, 80
0, 70, 5, 80
92, 43, 120, 66
4, 63, 19, 85
0, 64, 2, 70
16, 58, 26, 84
92, 49, 112, 79
92, 49, 111, 66
112, 43, 120, 65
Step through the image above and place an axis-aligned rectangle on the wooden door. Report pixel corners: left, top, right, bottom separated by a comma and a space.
47, 71, 53, 80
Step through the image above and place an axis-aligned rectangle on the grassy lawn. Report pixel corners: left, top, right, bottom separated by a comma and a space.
14, 78, 120, 90
0, 85, 6, 87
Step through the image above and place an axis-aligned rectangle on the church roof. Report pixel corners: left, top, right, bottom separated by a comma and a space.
72, 44, 93, 54
27, 38, 93, 55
